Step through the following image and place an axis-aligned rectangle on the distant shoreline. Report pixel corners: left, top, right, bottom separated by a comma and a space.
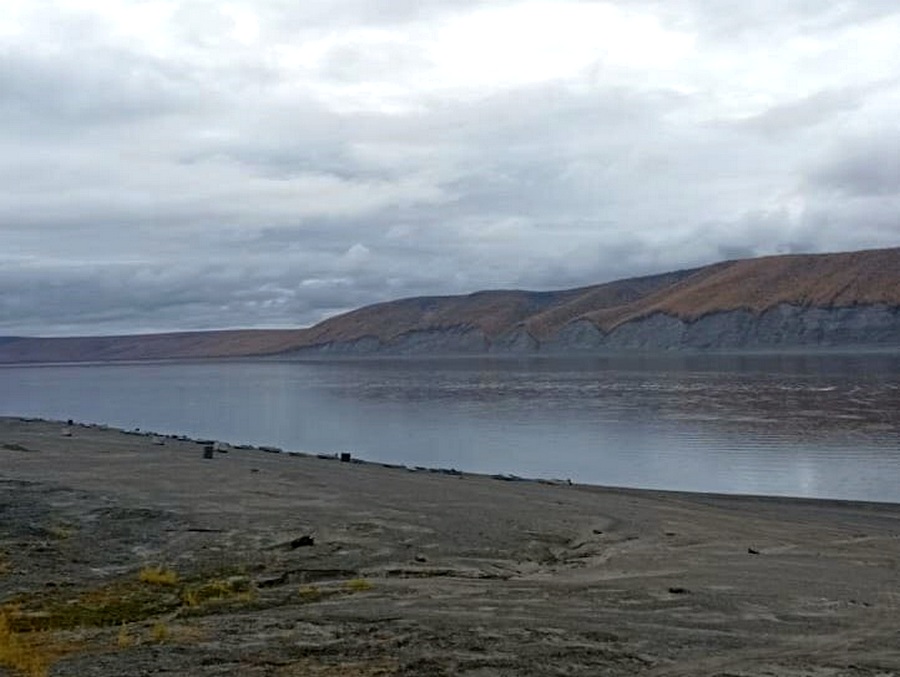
2, 343, 900, 369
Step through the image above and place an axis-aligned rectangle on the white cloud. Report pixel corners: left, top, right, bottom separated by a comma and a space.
429, 2, 694, 92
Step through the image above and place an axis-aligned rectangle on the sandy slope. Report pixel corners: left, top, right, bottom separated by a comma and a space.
2, 417, 899, 676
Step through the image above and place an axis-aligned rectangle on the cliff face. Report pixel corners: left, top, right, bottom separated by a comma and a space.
2, 247, 900, 363
286, 304, 900, 355
284, 248, 900, 355
548, 304, 900, 352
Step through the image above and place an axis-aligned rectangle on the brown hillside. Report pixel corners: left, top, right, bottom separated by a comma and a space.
298, 288, 586, 345
1, 247, 898, 363
522, 266, 713, 340
583, 247, 900, 331
0, 329, 309, 364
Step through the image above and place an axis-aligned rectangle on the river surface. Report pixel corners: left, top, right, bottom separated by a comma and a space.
2, 354, 899, 502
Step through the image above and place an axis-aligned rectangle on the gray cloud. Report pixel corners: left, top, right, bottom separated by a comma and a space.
737, 87, 871, 139
809, 133, 900, 197
1, 0, 899, 335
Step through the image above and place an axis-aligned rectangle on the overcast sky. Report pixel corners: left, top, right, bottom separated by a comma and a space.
2, 1, 899, 336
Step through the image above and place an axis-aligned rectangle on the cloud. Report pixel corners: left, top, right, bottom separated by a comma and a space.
809, 132, 900, 197
736, 87, 870, 139
1, 0, 899, 335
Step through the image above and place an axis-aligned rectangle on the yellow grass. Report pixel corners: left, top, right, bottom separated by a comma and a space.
344, 578, 374, 592
0, 611, 50, 677
180, 576, 252, 610
138, 566, 179, 586
297, 585, 321, 601
116, 623, 134, 649
151, 621, 169, 643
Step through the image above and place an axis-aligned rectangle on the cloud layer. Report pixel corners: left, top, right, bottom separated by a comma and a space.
2, 0, 899, 335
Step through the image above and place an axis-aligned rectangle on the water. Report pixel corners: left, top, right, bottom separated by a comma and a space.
1, 354, 899, 502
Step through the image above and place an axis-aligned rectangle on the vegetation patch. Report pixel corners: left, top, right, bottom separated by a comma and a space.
150, 621, 170, 643
4, 582, 182, 633
0, 556, 388, 675
0, 610, 81, 677
116, 623, 134, 649
5, 567, 261, 635
344, 578, 374, 593
0, 565, 255, 675
44, 523, 76, 540
137, 566, 179, 586
297, 585, 323, 602
180, 576, 253, 610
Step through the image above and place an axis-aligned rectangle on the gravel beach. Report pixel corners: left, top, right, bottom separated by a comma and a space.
2, 417, 899, 676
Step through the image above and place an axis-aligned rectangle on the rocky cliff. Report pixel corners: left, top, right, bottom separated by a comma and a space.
287, 304, 900, 355
284, 248, 900, 355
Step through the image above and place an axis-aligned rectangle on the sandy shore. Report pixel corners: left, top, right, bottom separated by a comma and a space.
2, 417, 899, 676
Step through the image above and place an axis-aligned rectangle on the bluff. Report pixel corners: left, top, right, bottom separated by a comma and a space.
281, 247, 900, 355
1, 248, 899, 363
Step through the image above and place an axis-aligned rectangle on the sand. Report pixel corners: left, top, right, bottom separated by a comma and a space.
1, 416, 899, 676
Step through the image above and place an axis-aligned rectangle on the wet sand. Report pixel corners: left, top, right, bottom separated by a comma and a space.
2, 416, 899, 676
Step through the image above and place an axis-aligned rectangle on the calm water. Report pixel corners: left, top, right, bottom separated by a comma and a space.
1, 354, 899, 502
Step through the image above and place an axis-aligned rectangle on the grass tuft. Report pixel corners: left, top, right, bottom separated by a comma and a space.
344, 578, 374, 593
150, 621, 170, 643
116, 623, 134, 649
0, 611, 43, 677
138, 566, 179, 586
297, 585, 322, 602
0, 610, 52, 677
180, 576, 252, 611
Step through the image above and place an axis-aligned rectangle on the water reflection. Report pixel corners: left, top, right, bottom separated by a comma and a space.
323, 355, 900, 441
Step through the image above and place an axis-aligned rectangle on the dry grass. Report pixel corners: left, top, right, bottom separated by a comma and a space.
6, 584, 180, 633
1, 565, 244, 675
297, 585, 322, 602
150, 621, 170, 643
138, 566, 179, 586
116, 623, 134, 649
180, 576, 252, 610
344, 578, 374, 593
0, 610, 81, 677
0, 611, 47, 677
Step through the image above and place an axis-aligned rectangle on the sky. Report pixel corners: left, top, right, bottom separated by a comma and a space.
2, 0, 900, 336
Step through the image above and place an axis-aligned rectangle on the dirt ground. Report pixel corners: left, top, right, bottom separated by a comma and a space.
1, 416, 899, 676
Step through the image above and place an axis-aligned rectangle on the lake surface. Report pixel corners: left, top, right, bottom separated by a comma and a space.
2, 354, 899, 502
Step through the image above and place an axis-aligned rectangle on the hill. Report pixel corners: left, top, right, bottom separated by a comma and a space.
1, 247, 899, 362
